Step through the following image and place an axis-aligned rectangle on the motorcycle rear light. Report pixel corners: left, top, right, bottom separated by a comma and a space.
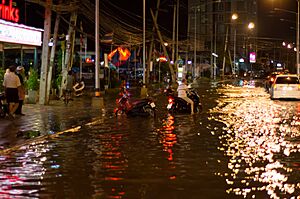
168, 98, 173, 103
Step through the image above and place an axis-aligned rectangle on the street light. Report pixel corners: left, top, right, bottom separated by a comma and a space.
247, 22, 255, 72
231, 13, 238, 75
274, 3, 299, 75
248, 22, 255, 30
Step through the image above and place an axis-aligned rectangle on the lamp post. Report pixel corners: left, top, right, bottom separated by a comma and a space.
274, 4, 299, 75
297, 0, 299, 75
231, 13, 238, 75
247, 22, 255, 72
194, 6, 197, 79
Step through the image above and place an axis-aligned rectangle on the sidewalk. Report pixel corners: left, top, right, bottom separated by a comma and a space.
0, 85, 165, 152
0, 95, 112, 151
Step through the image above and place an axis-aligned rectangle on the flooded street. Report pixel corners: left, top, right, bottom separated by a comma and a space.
1, 79, 300, 198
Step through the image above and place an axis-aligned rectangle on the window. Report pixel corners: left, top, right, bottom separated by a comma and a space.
275, 76, 299, 84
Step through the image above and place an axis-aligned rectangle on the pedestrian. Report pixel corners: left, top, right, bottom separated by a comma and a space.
15, 66, 26, 116
63, 70, 74, 100
3, 65, 21, 118
4, 68, 10, 76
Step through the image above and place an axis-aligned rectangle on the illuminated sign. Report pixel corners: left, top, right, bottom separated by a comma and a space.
249, 52, 256, 63
0, 19, 43, 46
0, 0, 19, 23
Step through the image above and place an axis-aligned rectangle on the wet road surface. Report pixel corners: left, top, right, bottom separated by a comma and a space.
1, 79, 300, 198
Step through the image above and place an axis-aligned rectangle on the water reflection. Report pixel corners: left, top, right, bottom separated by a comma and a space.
0, 140, 51, 198
213, 83, 300, 198
157, 114, 176, 162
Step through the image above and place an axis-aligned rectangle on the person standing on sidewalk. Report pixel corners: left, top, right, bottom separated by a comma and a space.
15, 66, 25, 116
63, 70, 74, 101
3, 65, 21, 118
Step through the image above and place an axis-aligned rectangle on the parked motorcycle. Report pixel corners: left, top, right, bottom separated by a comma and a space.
166, 88, 202, 114
114, 91, 157, 117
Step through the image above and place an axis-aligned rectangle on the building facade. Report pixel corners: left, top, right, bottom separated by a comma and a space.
188, 0, 257, 76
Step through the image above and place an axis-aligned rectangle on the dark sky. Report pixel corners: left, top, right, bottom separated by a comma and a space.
15, 0, 298, 43
257, 0, 297, 41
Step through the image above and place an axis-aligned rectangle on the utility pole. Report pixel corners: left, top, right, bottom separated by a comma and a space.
143, 0, 146, 85
150, 9, 176, 85
95, 0, 100, 97
39, 0, 52, 105
80, 21, 83, 80
194, 7, 197, 78
60, 12, 77, 96
222, 26, 229, 77
176, 0, 179, 63
147, 0, 161, 86
172, 3, 176, 64
46, 14, 60, 104
297, 0, 300, 75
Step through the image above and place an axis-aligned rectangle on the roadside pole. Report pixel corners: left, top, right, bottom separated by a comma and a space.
39, 0, 52, 105
95, 0, 100, 97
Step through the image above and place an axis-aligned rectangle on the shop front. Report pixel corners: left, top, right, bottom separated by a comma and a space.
0, 0, 43, 70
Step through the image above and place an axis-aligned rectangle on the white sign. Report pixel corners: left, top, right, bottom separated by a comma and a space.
0, 19, 43, 46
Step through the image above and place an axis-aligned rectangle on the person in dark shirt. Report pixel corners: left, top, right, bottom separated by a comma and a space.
15, 66, 26, 115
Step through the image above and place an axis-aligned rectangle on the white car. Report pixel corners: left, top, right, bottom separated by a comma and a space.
270, 74, 300, 100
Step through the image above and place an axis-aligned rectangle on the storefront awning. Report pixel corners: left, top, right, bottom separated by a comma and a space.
0, 19, 43, 46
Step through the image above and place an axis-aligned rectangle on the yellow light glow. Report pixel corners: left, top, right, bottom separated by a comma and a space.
248, 22, 255, 29
231, 13, 238, 20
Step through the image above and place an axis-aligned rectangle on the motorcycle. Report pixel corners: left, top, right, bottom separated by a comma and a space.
166, 88, 202, 114
114, 90, 157, 117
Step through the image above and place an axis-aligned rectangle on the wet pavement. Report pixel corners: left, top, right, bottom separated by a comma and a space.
0, 92, 115, 151
3, 78, 300, 198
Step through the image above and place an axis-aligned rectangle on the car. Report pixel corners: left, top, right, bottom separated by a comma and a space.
265, 72, 280, 92
270, 74, 300, 100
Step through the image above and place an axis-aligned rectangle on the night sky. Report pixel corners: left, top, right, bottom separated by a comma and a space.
16, 1, 298, 42
258, 0, 296, 41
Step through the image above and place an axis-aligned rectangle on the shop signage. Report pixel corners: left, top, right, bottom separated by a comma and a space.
0, 19, 43, 46
0, 0, 19, 23
249, 52, 256, 63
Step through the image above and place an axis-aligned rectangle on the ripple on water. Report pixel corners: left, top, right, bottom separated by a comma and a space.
213, 84, 300, 198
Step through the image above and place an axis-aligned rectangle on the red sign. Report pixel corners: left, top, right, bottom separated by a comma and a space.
0, 0, 20, 23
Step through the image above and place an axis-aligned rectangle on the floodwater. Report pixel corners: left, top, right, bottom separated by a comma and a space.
1, 79, 300, 198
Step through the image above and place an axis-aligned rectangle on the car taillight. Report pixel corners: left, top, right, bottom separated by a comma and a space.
168, 98, 173, 104
270, 77, 275, 82
298, 84, 300, 90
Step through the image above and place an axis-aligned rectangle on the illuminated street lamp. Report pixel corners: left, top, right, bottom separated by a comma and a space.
231, 13, 238, 75
274, 2, 299, 75
248, 22, 255, 30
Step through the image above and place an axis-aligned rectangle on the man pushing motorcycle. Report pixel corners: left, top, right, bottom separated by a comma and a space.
177, 79, 194, 114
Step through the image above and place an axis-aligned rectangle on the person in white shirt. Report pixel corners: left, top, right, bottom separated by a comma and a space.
3, 65, 21, 118
177, 79, 194, 114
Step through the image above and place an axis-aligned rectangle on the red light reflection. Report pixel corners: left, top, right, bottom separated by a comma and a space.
158, 114, 177, 162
